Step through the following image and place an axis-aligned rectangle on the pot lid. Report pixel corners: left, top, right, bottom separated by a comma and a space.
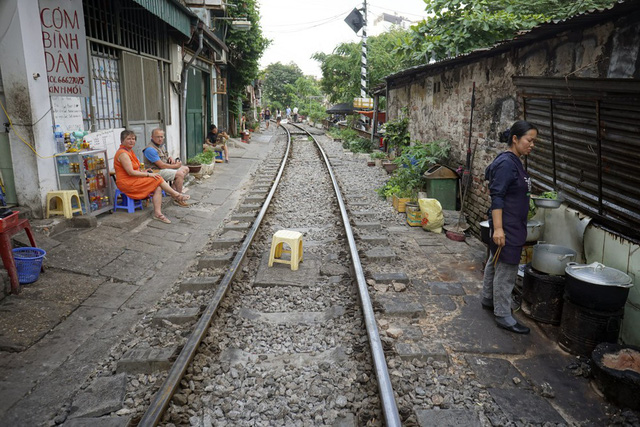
565, 262, 633, 287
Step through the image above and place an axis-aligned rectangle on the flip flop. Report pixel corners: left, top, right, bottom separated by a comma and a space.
152, 214, 171, 224
173, 199, 189, 207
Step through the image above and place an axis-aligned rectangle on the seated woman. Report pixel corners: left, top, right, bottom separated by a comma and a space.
114, 130, 190, 224
203, 124, 229, 162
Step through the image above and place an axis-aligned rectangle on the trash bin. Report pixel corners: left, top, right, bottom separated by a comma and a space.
423, 164, 458, 210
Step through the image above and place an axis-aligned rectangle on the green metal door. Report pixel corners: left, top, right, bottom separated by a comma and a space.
186, 68, 204, 159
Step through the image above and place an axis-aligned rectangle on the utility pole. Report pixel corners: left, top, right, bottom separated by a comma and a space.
360, 0, 367, 98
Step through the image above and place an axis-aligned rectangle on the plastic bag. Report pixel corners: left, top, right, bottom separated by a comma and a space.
418, 198, 444, 233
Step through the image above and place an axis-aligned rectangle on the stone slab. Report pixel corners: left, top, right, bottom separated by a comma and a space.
197, 253, 235, 269
116, 346, 177, 374
415, 409, 481, 427
413, 280, 465, 296
514, 353, 609, 424
210, 237, 244, 249
64, 417, 131, 427
200, 189, 232, 205
45, 237, 123, 276
99, 249, 158, 283
219, 346, 347, 369
253, 252, 320, 287
359, 235, 389, 245
376, 294, 425, 318
351, 210, 377, 218
319, 262, 350, 277
442, 296, 531, 354
239, 306, 345, 324
371, 272, 409, 283
237, 203, 261, 212
152, 307, 200, 326
178, 276, 220, 293
222, 222, 251, 233
81, 281, 138, 310
229, 213, 256, 222
465, 356, 530, 389
395, 342, 449, 364
353, 221, 381, 230
488, 388, 565, 424
244, 195, 265, 203
69, 374, 127, 418
365, 247, 396, 262
417, 295, 457, 312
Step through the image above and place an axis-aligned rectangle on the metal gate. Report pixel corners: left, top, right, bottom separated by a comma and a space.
122, 52, 164, 161
186, 67, 205, 159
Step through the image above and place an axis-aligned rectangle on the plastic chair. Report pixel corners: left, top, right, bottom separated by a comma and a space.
214, 151, 224, 163
46, 190, 83, 219
113, 188, 143, 213
268, 230, 303, 271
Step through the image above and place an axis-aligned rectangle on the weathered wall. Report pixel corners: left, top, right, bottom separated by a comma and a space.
386, 11, 640, 234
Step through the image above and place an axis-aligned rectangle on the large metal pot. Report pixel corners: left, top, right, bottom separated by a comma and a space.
531, 243, 577, 275
565, 262, 633, 311
479, 219, 543, 245
526, 220, 544, 242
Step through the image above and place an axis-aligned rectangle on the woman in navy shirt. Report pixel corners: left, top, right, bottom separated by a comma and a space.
482, 120, 537, 334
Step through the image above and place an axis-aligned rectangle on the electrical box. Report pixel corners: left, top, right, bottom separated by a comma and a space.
169, 44, 182, 83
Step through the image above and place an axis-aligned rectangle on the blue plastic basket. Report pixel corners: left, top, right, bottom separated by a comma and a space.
12, 247, 46, 284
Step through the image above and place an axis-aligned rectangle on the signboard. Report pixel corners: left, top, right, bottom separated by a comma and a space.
39, 0, 90, 97
84, 128, 123, 168
51, 96, 83, 132
345, 8, 363, 34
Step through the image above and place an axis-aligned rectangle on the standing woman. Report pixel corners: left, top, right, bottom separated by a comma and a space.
114, 130, 190, 224
481, 120, 537, 334
264, 107, 271, 129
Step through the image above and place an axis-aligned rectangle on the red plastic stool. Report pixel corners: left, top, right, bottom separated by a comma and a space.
0, 218, 39, 294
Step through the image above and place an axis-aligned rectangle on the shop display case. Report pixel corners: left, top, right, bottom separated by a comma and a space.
55, 149, 112, 216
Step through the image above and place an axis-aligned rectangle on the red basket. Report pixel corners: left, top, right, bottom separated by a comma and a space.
0, 211, 19, 232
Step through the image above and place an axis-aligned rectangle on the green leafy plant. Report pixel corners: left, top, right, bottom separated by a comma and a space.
377, 139, 451, 200
187, 151, 215, 165
370, 151, 387, 160
349, 138, 373, 153
383, 110, 411, 156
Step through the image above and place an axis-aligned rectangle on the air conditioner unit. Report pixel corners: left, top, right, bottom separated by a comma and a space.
169, 44, 182, 83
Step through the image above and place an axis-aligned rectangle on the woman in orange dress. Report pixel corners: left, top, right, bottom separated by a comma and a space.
114, 130, 189, 224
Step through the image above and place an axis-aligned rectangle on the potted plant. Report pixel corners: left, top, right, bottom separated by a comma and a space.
370, 151, 387, 167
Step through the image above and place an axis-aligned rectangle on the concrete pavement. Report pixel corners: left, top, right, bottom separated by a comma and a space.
0, 130, 274, 426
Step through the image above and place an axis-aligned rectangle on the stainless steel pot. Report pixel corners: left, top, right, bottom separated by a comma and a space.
565, 262, 633, 310
526, 220, 544, 242
532, 243, 577, 275
479, 219, 543, 244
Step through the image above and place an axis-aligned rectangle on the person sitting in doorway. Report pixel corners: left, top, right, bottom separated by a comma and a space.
203, 124, 229, 163
115, 130, 190, 223
143, 128, 190, 207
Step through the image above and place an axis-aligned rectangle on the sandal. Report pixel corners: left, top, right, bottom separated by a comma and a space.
152, 214, 171, 224
172, 193, 190, 203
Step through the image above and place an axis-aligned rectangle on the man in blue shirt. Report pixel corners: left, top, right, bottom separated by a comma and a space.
143, 129, 190, 206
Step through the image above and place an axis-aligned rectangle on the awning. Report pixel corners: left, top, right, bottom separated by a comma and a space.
326, 102, 353, 114
355, 110, 386, 122
132, 0, 194, 37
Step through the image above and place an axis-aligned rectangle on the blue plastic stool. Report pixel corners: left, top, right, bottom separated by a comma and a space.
113, 188, 143, 213
214, 151, 224, 162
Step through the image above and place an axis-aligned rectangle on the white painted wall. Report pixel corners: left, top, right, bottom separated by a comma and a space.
0, 0, 57, 217
165, 82, 181, 159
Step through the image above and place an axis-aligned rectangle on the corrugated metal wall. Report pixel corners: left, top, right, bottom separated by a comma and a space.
517, 78, 640, 239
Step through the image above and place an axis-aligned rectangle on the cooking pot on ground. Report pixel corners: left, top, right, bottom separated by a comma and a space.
479, 219, 543, 245
565, 262, 633, 311
531, 243, 577, 276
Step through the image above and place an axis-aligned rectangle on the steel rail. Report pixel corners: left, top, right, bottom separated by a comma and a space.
290, 123, 401, 426
139, 126, 293, 426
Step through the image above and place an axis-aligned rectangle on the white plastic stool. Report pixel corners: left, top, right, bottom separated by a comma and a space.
268, 230, 303, 271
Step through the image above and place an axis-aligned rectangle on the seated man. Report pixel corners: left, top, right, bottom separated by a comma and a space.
203, 124, 229, 162
143, 128, 190, 206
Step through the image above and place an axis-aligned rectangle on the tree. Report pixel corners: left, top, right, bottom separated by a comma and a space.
312, 27, 419, 103
225, 0, 270, 116
400, 0, 619, 63
261, 62, 304, 111
284, 76, 326, 123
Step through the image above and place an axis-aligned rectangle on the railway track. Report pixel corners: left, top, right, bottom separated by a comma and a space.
135, 123, 400, 425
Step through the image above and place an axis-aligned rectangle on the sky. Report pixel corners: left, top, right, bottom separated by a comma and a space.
256, 0, 431, 78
